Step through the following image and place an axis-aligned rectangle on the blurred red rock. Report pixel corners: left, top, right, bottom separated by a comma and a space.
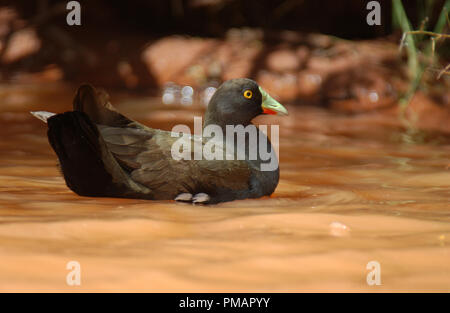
142, 36, 217, 86
1, 28, 41, 64
265, 49, 301, 73
406, 92, 450, 134
257, 71, 298, 101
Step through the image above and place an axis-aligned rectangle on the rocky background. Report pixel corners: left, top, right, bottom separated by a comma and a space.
0, 0, 449, 133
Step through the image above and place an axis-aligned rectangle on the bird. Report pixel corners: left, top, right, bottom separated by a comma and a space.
31, 78, 288, 204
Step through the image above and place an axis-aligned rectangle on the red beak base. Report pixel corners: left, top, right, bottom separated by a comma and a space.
263, 108, 277, 115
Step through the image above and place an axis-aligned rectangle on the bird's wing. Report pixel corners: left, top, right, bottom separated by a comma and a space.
99, 126, 253, 198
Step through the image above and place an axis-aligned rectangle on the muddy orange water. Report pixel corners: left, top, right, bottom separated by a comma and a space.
0, 83, 449, 292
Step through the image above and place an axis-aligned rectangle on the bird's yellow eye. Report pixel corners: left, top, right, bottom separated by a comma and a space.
243, 90, 253, 99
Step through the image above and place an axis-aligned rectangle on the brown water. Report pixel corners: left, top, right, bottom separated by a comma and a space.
0, 83, 449, 292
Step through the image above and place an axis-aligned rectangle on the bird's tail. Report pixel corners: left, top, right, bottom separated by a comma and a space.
42, 85, 151, 198
47, 111, 120, 196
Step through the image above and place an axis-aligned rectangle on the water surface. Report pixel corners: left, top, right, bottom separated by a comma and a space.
0, 83, 449, 292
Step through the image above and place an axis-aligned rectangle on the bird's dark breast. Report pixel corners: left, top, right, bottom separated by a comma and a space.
247, 129, 280, 198
250, 166, 280, 197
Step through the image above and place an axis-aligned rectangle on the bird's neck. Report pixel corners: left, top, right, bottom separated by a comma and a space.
203, 112, 251, 131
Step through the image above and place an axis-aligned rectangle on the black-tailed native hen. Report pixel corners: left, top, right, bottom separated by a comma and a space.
31, 78, 288, 204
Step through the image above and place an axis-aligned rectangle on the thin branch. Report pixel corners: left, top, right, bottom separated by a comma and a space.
437, 63, 450, 79
403, 30, 450, 39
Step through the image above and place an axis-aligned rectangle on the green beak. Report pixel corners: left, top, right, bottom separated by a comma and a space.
259, 87, 288, 116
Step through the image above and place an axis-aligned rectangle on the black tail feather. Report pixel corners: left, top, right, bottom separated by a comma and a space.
47, 111, 151, 198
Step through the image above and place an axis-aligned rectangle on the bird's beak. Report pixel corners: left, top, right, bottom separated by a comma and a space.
259, 87, 288, 116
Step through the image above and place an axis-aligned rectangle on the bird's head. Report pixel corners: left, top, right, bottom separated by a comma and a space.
204, 78, 288, 127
